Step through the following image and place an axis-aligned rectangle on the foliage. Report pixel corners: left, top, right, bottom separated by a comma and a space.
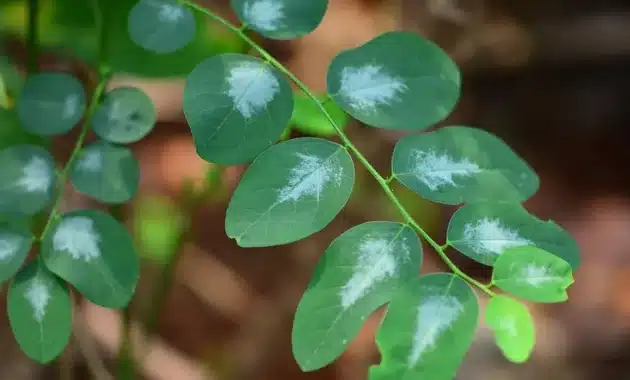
0, 0, 580, 378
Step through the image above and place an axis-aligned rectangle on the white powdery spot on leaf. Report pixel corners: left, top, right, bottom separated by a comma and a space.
53, 216, 101, 262
409, 294, 463, 366
25, 277, 50, 323
339, 64, 407, 112
77, 149, 103, 172
17, 156, 52, 193
339, 236, 407, 309
498, 316, 518, 337
243, 0, 284, 32
411, 150, 480, 191
463, 218, 532, 256
277, 153, 343, 203
226, 61, 279, 119
158, 3, 184, 22
519, 264, 558, 288
63, 94, 80, 119
0, 233, 22, 260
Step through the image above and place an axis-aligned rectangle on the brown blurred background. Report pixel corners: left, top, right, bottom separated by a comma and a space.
2, 0, 630, 379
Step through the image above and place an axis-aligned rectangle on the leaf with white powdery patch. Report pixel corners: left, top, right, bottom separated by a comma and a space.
447, 202, 580, 268
41, 209, 139, 308
392, 126, 539, 205
492, 246, 573, 303
485, 295, 535, 363
0, 145, 56, 216
225, 137, 354, 247
8, 260, 72, 363
293, 222, 422, 371
369, 273, 478, 380
327, 31, 460, 131
183, 53, 294, 164
0, 217, 33, 284
231, 0, 328, 40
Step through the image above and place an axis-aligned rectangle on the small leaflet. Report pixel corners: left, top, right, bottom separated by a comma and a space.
52, 216, 101, 262
463, 218, 532, 257
278, 152, 343, 203
243, 0, 285, 32
25, 277, 50, 323
411, 150, 480, 191
226, 61, 280, 119
17, 156, 52, 193
339, 65, 406, 112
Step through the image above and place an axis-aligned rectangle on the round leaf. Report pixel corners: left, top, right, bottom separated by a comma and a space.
293, 222, 422, 371
91, 87, 157, 144
392, 126, 539, 205
492, 246, 573, 303
0, 145, 56, 216
447, 202, 580, 268
485, 295, 535, 363
231, 0, 328, 40
17, 72, 86, 136
327, 31, 460, 130
128, 0, 196, 54
225, 137, 354, 247
183, 53, 294, 164
7, 260, 72, 363
41, 209, 140, 308
290, 92, 348, 137
0, 218, 33, 284
370, 273, 478, 380
69, 140, 140, 204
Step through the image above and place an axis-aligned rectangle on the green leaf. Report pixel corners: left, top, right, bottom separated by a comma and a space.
91, 86, 157, 144
69, 140, 140, 204
327, 31, 460, 130
17, 72, 86, 136
392, 126, 539, 205
41, 209, 140, 308
370, 273, 478, 380
290, 92, 348, 137
485, 295, 535, 363
293, 222, 422, 371
0, 145, 56, 216
231, 0, 328, 40
447, 202, 580, 268
183, 53, 294, 164
225, 137, 354, 247
492, 246, 573, 303
0, 217, 33, 284
7, 260, 72, 363
128, 0, 196, 54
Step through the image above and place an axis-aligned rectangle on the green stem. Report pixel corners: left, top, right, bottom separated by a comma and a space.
183, 1, 494, 297
26, 0, 39, 73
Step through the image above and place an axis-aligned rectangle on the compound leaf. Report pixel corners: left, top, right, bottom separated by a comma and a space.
128, 0, 196, 54
290, 92, 348, 137
370, 273, 478, 380
0, 217, 33, 284
293, 222, 422, 371
225, 137, 354, 247
447, 202, 580, 268
69, 140, 140, 204
183, 53, 294, 164
231, 0, 328, 40
91, 86, 157, 144
41, 209, 139, 308
392, 126, 539, 205
327, 31, 460, 130
485, 295, 535, 363
0, 145, 56, 216
7, 259, 72, 363
17, 72, 86, 136
492, 246, 573, 303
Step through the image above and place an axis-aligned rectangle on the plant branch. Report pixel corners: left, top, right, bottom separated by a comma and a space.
26, 0, 39, 73
182, 1, 494, 297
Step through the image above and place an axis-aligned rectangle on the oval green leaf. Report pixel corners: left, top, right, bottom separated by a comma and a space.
290, 92, 348, 137
485, 295, 535, 363
17, 72, 86, 136
447, 202, 580, 268
231, 0, 328, 40
7, 260, 72, 363
492, 246, 573, 303
293, 222, 422, 371
183, 53, 294, 164
91, 86, 157, 144
225, 137, 354, 247
370, 273, 478, 380
0, 217, 33, 284
128, 0, 196, 54
327, 31, 460, 130
392, 126, 539, 205
41, 209, 140, 308
69, 140, 140, 204
0, 145, 56, 216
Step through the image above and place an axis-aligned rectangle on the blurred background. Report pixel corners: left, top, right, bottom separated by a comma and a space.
1, 0, 630, 379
